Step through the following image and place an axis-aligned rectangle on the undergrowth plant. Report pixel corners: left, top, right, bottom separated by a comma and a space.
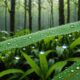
0, 21, 80, 80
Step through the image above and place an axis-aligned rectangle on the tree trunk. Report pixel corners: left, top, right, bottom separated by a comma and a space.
59, 0, 65, 25
4, 0, 7, 31
29, 0, 32, 31
38, 0, 41, 30
24, 0, 27, 29
78, 0, 80, 20
10, 0, 16, 35
50, 0, 54, 27
67, 0, 70, 23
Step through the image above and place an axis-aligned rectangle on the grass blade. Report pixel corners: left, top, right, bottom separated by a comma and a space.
22, 52, 41, 77
0, 69, 24, 77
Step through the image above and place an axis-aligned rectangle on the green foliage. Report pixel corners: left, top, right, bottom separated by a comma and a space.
53, 62, 80, 80
0, 21, 80, 51
22, 51, 67, 80
70, 37, 80, 49
0, 69, 24, 77
0, 22, 80, 80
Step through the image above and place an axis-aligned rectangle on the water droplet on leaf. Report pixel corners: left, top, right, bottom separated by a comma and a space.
76, 66, 80, 70
71, 70, 74, 72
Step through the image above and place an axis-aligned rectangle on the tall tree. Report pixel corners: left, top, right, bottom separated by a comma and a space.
47, 0, 54, 27
50, 0, 54, 27
29, 0, 32, 31
59, 0, 65, 25
67, 0, 70, 23
4, 0, 8, 31
10, 0, 16, 35
78, 0, 80, 20
24, 0, 27, 29
38, 0, 41, 30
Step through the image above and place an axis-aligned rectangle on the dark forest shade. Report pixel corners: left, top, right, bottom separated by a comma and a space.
10, 0, 16, 35
38, 0, 41, 30
59, 0, 65, 25
67, 0, 70, 23
78, 0, 80, 20
24, 0, 27, 29
29, 0, 32, 31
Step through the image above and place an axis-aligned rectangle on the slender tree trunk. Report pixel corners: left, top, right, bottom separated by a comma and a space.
59, 0, 65, 25
4, 0, 7, 31
24, 0, 27, 29
38, 0, 41, 30
50, 0, 54, 27
29, 0, 32, 31
78, 0, 80, 20
67, 0, 70, 23
10, 0, 16, 35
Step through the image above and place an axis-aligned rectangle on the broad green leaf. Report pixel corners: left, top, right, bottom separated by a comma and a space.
0, 22, 80, 51
66, 57, 80, 62
53, 62, 80, 80
19, 69, 34, 80
70, 37, 80, 49
46, 61, 67, 79
39, 54, 48, 77
22, 52, 41, 77
0, 69, 24, 77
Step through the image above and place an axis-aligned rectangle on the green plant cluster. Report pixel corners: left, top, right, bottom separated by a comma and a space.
0, 22, 80, 80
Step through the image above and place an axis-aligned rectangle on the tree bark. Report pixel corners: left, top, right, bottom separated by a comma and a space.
67, 0, 70, 23
10, 0, 16, 35
29, 0, 32, 31
50, 0, 54, 27
4, 0, 7, 31
24, 0, 27, 29
78, 0, 80, 20
59, 0, 65, 25
38, 0, 41, 30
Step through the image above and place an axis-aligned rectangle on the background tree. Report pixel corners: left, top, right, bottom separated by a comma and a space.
47, 0, 54, 27
38, 0, 41, 30
10, 0, 16, 35
24, 0, 27, 29
67, 0, 70, 23
78, 0, 80, 20
4, 0, 8, 31
59, 0, 65, 25
29, 0, 32, 31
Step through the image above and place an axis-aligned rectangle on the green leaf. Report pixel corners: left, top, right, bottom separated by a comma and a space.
39, 54, 48, 77
66, 57, 80, 62
56, 46, 65, 56
46, 61, 67, 79
22, 52, 41, 77
19, 69, 34, 80
53, 62, 80, 80
0, 69, 24, 77
70, 37, 80, 49
0, 21, 80, 51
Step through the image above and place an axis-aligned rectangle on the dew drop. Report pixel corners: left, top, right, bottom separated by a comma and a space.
23, 48, 26, 51
29, 36, 31, 39
62, 44, 67, 49
71, 70, 74, 72
70, 25, 75, 28
15, 56, 20, 60
7, 43, 10, 44
68, 34, 72, 37
32, 46, 35, 49
40, 51, 45, 54
59, 76, 62, 79
76, 66, 80, 70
